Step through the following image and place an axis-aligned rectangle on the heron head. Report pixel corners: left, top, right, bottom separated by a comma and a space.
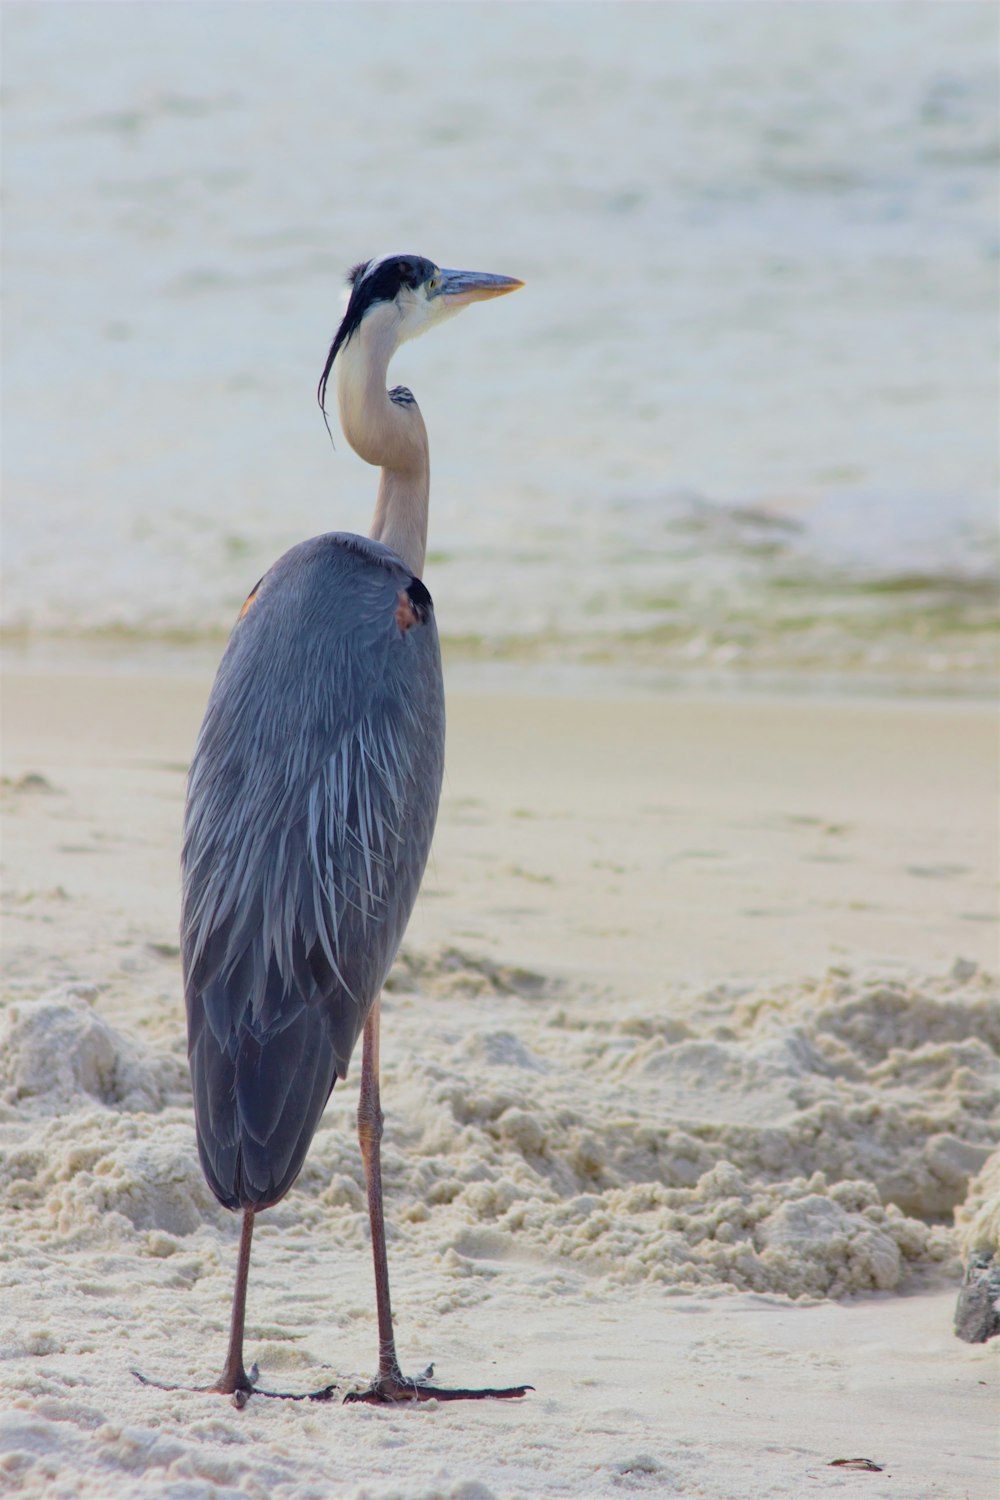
318, 254, 522, 419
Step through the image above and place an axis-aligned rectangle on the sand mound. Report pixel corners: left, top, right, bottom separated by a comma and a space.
0, 1111, 222, 1241
0, 992, 188, 1117
1, 960, 994, 1302
295, 956, 997, 1299
0, 993, 216, 1247
955, 1146, 1000, 1259
387, 945, 556, 1001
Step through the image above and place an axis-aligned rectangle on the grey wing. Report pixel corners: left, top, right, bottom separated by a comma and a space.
182, 534, 444, 1211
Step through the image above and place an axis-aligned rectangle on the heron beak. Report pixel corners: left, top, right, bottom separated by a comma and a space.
435, 269, 524, 308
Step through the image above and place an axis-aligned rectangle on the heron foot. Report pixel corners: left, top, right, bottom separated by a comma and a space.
344, 1360, 532, 1405
132, 1364, 338, 1408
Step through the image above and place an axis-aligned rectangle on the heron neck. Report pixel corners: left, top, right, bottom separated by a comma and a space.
336, 309, 430, 578
369, 462, 429, 577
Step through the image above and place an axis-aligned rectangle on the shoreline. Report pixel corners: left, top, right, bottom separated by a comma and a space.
3, 632, 997, 708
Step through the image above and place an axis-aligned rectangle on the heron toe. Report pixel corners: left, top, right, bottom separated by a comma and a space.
343, 1366, 533, 1405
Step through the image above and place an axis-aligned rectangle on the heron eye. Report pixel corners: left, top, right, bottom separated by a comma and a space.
427, 273, 440, 292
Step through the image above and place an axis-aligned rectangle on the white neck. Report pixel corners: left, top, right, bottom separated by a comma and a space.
335, 304, 430, 577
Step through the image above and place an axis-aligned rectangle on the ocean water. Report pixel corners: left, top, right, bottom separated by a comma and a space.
3, 2, 998, 690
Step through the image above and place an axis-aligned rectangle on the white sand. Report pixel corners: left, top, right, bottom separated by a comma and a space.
1, 670, 997, 1498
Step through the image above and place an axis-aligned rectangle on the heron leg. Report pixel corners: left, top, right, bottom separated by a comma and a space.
347, 999, 531, 1406
356, 999, 404, 1386
212, 1205, 258, 1401
209, 1206, 338, 1405
131, 1207, 260, 1405
133, 1205, 337, 1406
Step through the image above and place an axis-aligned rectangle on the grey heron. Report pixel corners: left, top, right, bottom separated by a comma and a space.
140, 255, 525, 1406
